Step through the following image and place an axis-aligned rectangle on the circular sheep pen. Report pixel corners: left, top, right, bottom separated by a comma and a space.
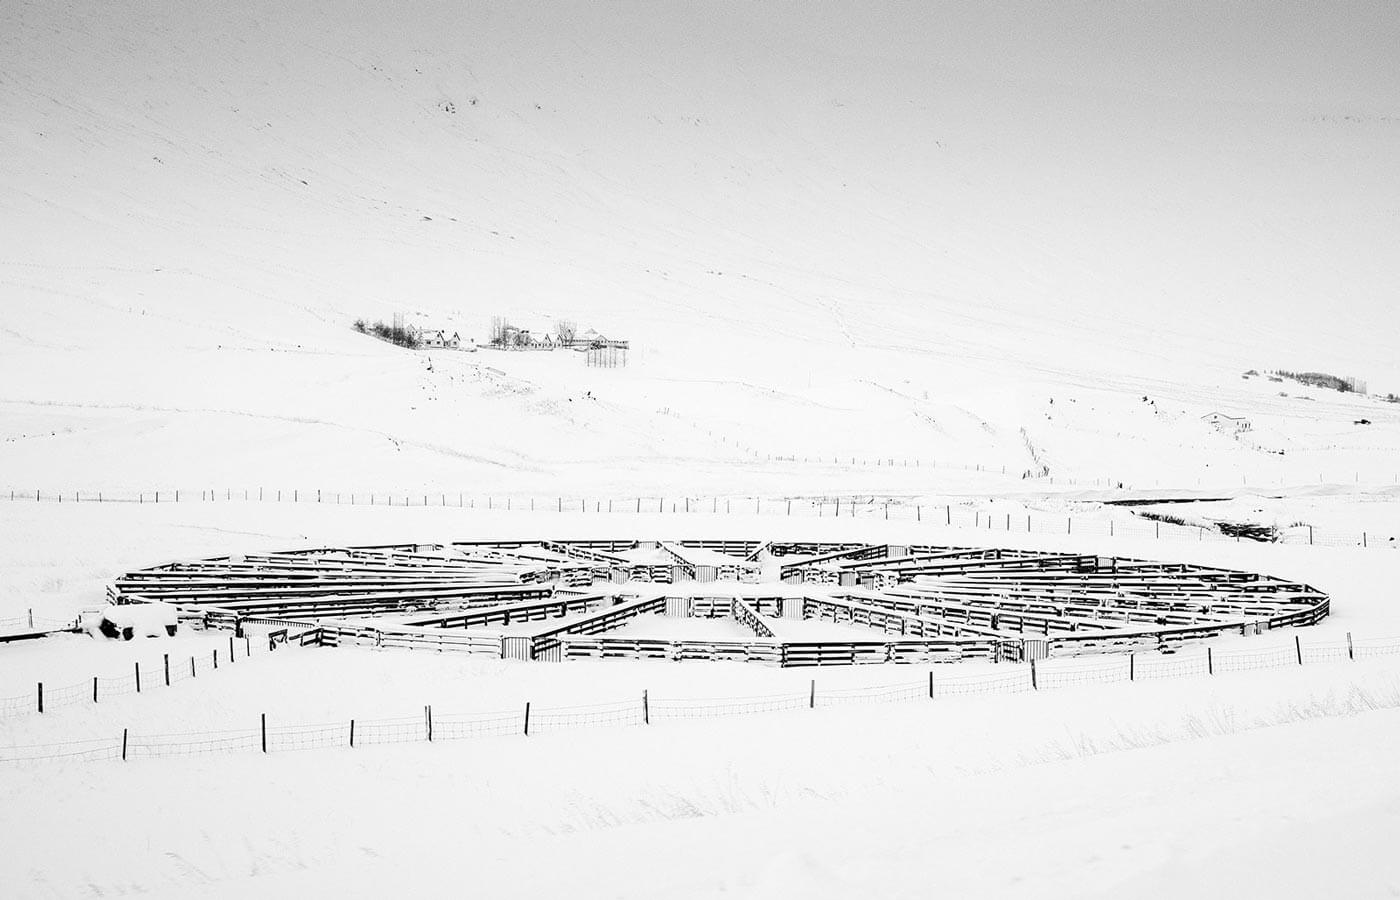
109, 539, 1329, 666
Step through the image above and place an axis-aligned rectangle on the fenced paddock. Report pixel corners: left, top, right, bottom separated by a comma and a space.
102, 539, 1329, 668
4, 629, 1394, 766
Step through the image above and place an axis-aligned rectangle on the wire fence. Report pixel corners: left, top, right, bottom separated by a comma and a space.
3, 630, 1393, 766
0, 633, 274, 719
3, 486, 1396, 550
0, 611, 77, 638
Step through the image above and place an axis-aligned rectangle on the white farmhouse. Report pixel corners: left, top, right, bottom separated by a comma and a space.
1202, 412, 1251, 433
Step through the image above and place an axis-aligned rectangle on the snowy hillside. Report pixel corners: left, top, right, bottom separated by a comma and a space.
3, 0, 1399, 495
5, 5, 1400, 898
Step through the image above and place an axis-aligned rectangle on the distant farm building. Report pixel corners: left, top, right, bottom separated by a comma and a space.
489, 317, 629, 353
420, 329, 461, 350
1202, 412, 1251, 433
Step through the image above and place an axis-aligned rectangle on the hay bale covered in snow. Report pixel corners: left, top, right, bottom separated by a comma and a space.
87, 602, 178, 640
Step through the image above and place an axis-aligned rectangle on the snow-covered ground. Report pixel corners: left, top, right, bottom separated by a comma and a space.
5, 0, 1400, 895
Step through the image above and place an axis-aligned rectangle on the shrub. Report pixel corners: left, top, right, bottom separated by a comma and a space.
354, 319, 421, 349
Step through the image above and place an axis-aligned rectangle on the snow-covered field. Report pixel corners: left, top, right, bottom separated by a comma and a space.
4, 0, 1400, 896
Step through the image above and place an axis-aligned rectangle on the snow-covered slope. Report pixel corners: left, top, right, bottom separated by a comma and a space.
3, 0, 1398, 492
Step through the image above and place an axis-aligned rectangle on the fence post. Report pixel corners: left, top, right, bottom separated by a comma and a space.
928, 670, 934, 698
643, 690, 650, 724
1129, 654, 1134, 681
122, 728, 128, 761
946, 505, 951, 525
1295, 635, 1303, 665
523, 701, 531, 736
135, 662, 141, 693
245, 636, 251, 656
1207, 646, 1214, 675
93, 676, 98, 703
164, 653, 170, 687
1308, 525, 1313, 545
213, 649, 218, 669
349, 719, 355, 747
261, 713, 267, 753
37, 682, 42, 713
1363, 532, 1368, 548
1030, 658, 1037, 690
426, 705, 434, 741
808, 679, 817, 708
230, 635, 236, 662
1347, 631, 1354, 661
191, 656, 196, 678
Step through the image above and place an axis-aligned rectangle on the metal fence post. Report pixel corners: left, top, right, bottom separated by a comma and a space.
809, 679, 816, 708
37, 682, 42, 713
643, 690, 650, 724
135, 662, 141, 693
523, 702, 531, 736
261, 713, 267, 753
1347, 632, 1354, 661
